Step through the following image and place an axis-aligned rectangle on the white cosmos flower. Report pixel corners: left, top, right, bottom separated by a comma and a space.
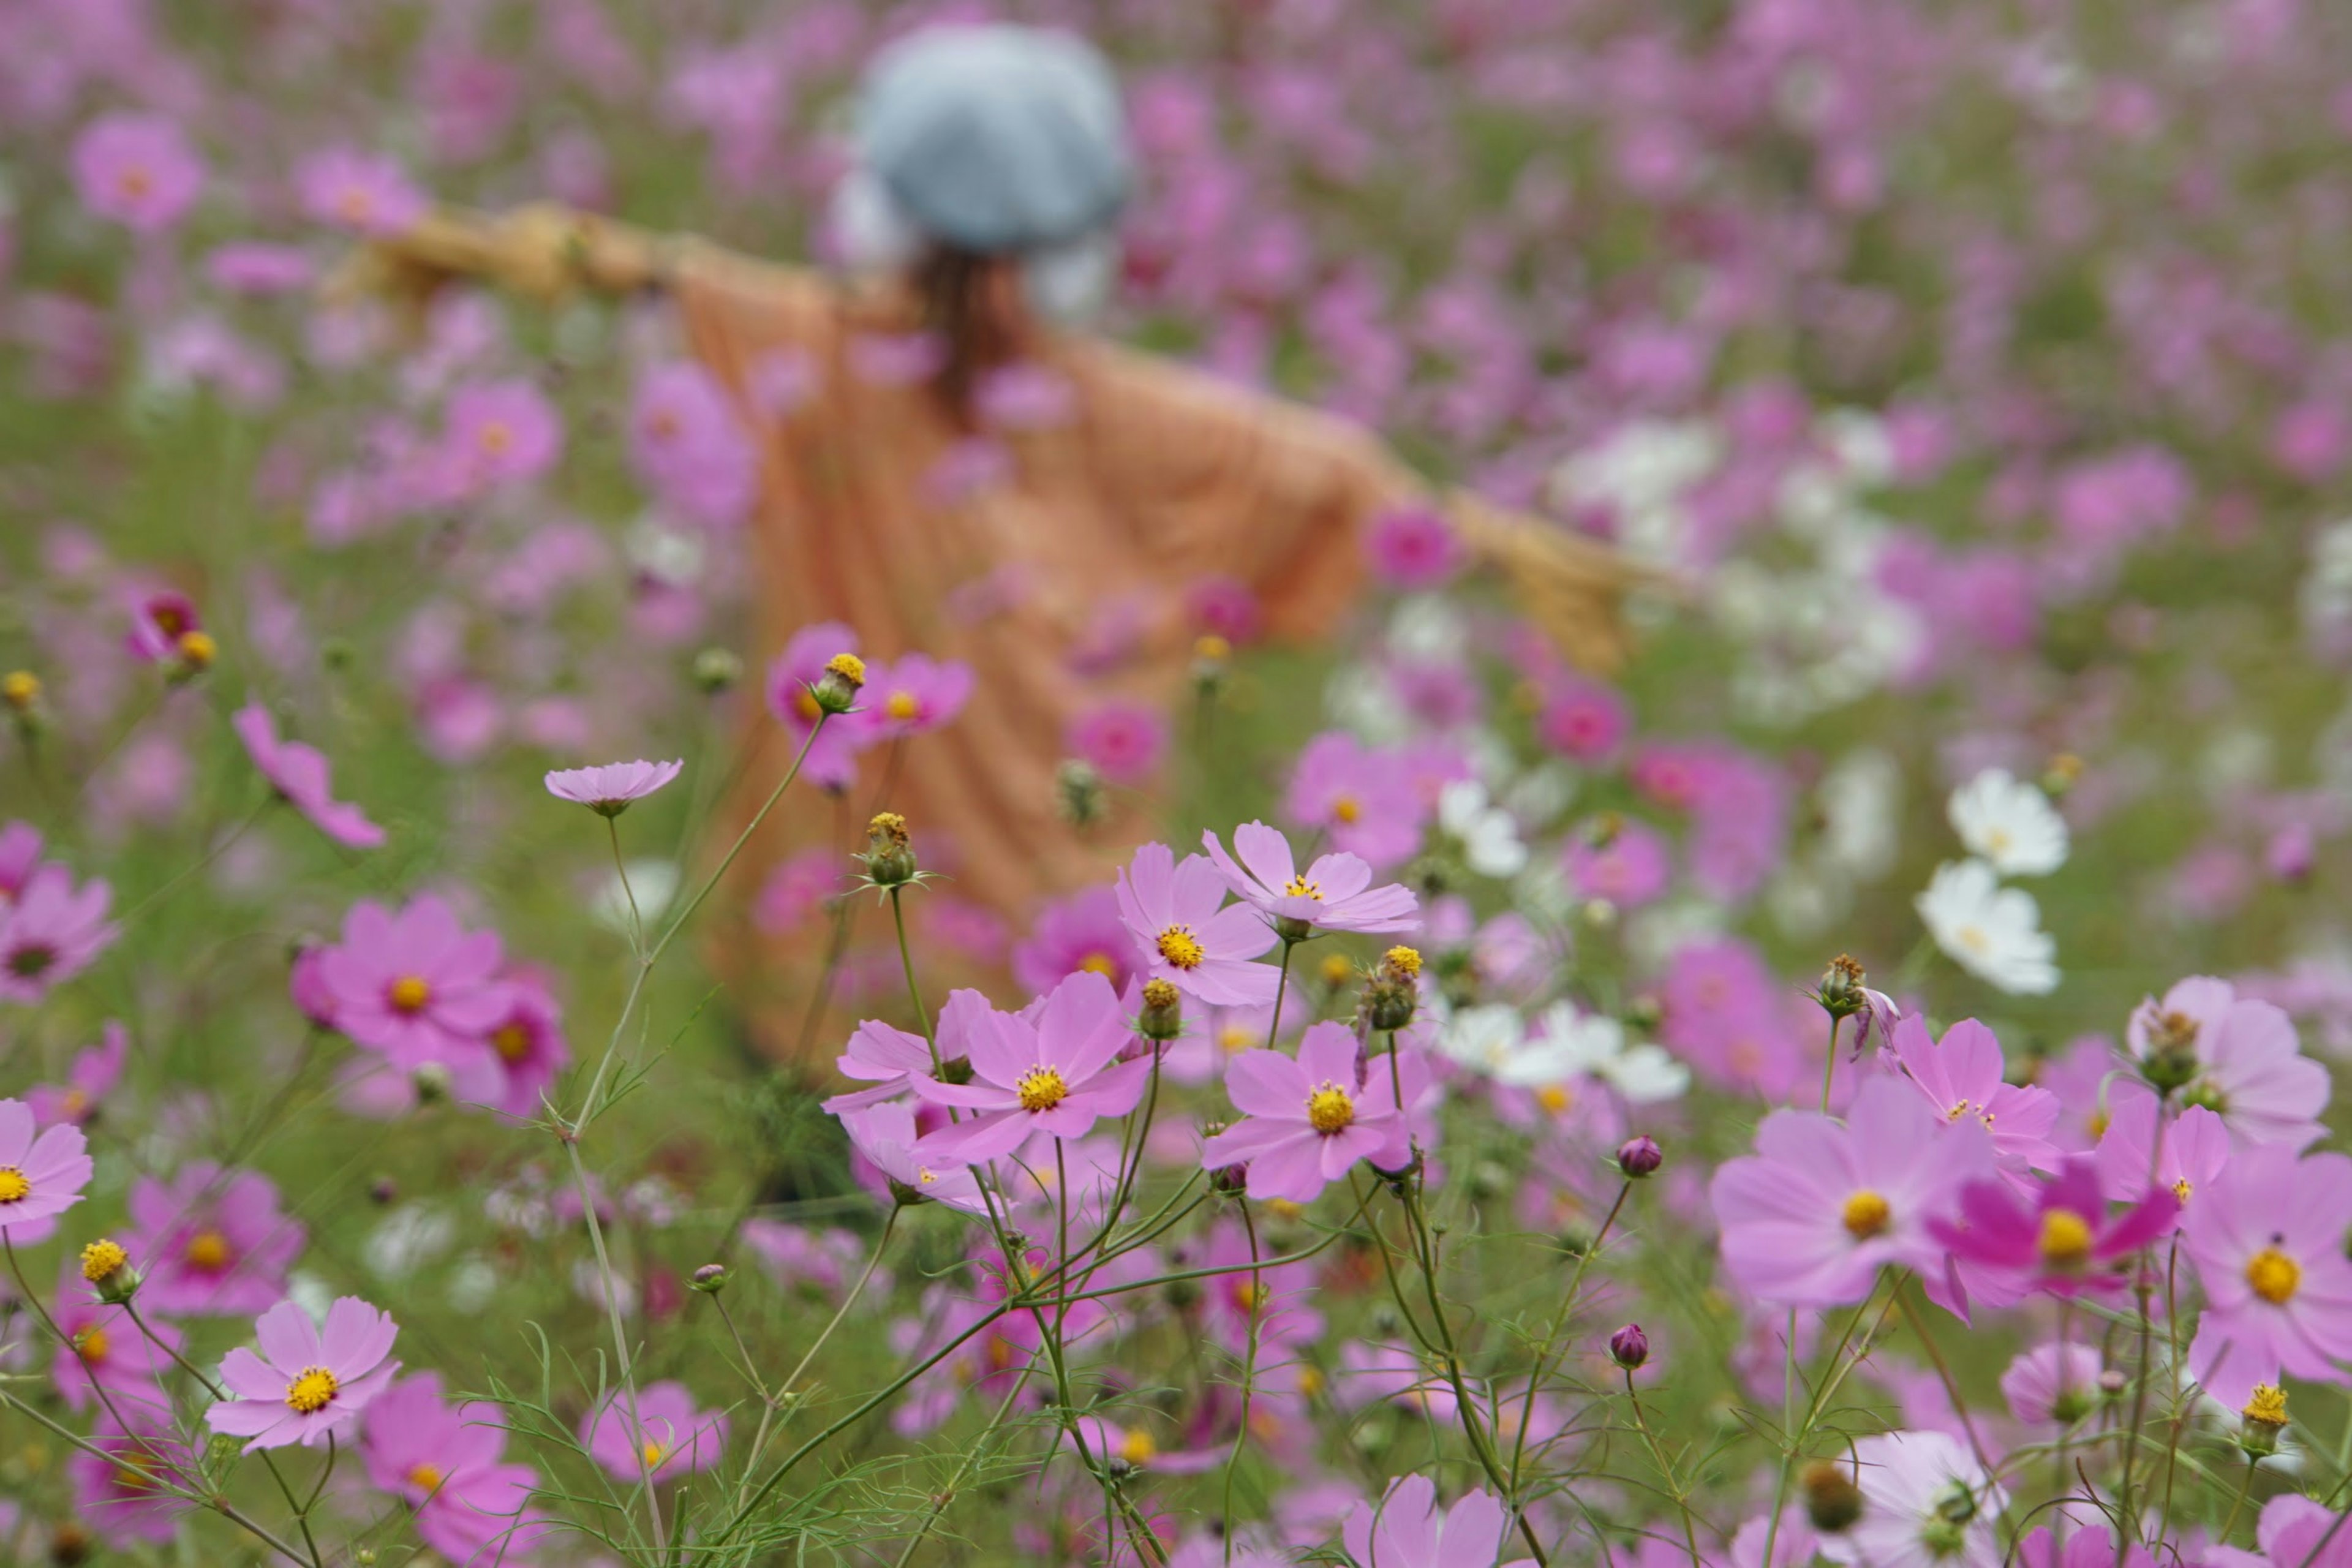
1499, 1002, 1691, 1104
1437, 1004, 1526, 1075
1946, 768, 2068, 876
1916, 859, 2059, 996
1819, 1429, 2008, 1568
1438, 780, 1528, 878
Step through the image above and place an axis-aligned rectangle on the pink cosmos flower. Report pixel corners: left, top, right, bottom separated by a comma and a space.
1999, 1341, 2104, 1425
1563, 821, 1672, 908
1886, 1016, 2064, 1178
233, 703, 386, 848
841, 1101, 987, 1215
1709, 1077, 1993, 1307
1202, 823, 1419, 937
28, 1020, 127, 1128
124, 1162, 306, 1316
441, 378, 564, 492
1201, 1023, 1430, 1202
69, 1419, 197, 1545
208, 1297, 401, 1451
2094, 1082, 2229, 1216
71, 113, 205, 233
0, 820, 42, 907
1187, 1217, 1325, 1354
1012, 886, 1139, 997
910, 972, 1153, 1163
206, 243, 316, 295
1341, 1474, 1523, 1568
478, 970, 571, 1119
629, 361, 756, 527
0, 863, 117, 1005
51, 1260, 181, 1417
361, 1373, 555, 1566
765, 622, 868, 789
2223, 1497, 2352, 1568
1929, 1156, 2177, 1303
1819, 1430, 2007, 1568
2126, 976, 2329, 1148
1333, 1340, 1459, 1420
858, 653, 974, 742
1284, 732, 1423, 869
579, 1381, 729, 1481
296, 147, 429, 236
544, 758, 684, 816
0, 1096, 92, 1242
823, 1006, 965, 1114
753, 848, 844, 935
1537, 677, 1630, 764
1365, 507, 1469, 590
125, 590, 203, 664
315, 895, 516, 1077
1068, 700, 1169, 785
2182, 1144, 2352, 1406
1117, 843, 1281, 1007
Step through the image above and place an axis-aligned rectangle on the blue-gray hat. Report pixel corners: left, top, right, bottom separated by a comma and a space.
856, 23, 1133, 255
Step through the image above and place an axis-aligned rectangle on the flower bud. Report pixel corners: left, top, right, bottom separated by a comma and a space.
1055, 759, 1107, 828
1814, 954, 1867, 1020
2042, 753, 2082, 799
690, 1263, 730, 1295
1191, 634, 1230, 698
1623, 994, 1664, 1031
170, 629, 217, 680
692, 647, 744, 693
50, 1523, 92, 1566
2241, 1384, 2289, 1456
369, 1177, 398, 1205
861, 812, 919, 888
1802, 1461, 1865, 1532
1138, 978, 1183, 1042
2097, 1368, 2127, 1396
412, 1061, 453, 1103
1608, 1323, 1649, 1370
80, 1238, 140, 1305
2, 669, 39, 714
2140, 1009, 2201, 1096
810, 652, 865, 715
1616, 1135, 1664, 1179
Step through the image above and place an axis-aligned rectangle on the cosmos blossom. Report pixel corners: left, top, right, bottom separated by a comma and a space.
2181, 1144, 2352, 1406
124, 1162, 306, 1317
910, 971, 1153, 1163
27, 1020, 128, 1128
314, 895, 516, 1077
1202, 1023, 1431, 1203
1115, 842, 1281, 1006
207, 1297, 401, 1451
579, 1381, 729, 1481
1929, 1156, 2177, 1303
1202, 822, 1419, 937
0, 1096, 94, 1243
0, 863, 118, 1006
543, 758, 684, 816
361, 1373, 556, 1566
1341, 1474, 1519, 1568
856, 652, 974, 741
233, 702, 386, 848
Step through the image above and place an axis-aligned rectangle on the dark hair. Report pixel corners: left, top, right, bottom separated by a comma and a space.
911, 246, 1025, 424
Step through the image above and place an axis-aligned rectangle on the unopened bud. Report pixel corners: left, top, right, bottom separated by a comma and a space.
2242, 1384, 2288, 1455
1608, 1323, 1649, 1370
1055, 759, 1107, 828
1, 669, 38, 713
1616, 1135, 1664, 1178
1802, 1461, 1865, 1532
861, 812, 918, 888
369, 1177, 398, 1205
171, 630, 217, 679
1138, 978, 1183, 1041
2042, 753, 2082, 798
810, 652, 865, 715
2097, 1369, 2127, 1396
412, 1061, 453, 1103
1816, 954, 1867, 1019
692, 647, 743, 693
690, 1263, 730, 1295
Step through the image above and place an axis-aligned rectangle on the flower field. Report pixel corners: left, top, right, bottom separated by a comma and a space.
9, 1, 2352, 1565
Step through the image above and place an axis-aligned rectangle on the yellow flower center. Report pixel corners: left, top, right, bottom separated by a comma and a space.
492, 1023, 532, 1063
81, 1240, 129, 1283
886, 690, 919, 721
1283, 876, 1323, 900
2038, 1208, 2094, 1266
2244, 1384, 2289, 1428
1, 670, 38, 709
1306, 1082, 1355, 1135
2247, 1247, 2301, 1305
0, 1167, 28, 1204
1120, 1429, 1156, 1465
176, 630, 217, 668
1231, 1278, 1270, 1314
641, 1440, 668, 1470
1077, 952, 1118, 978
2173, 1178, 2193, 1204
119, 165, 154, 198
285, 1366, 339, 1414
477, 420, 513, 456
61, 1087, 86, 1117
824, 652, 867, 686
1195, 634, 1231, 662
1536, 1084, 1574, 1115
409, 1463, 445, 1493
2084, 1109, 2109, 1139
1017, 1066, 1070, 1114
917, 1167, 938, 1186
185, 1230, 231, 1271
388, 975, 432, 1014
1956, 925, 1991, 956
1842, 1189, 1892, 1240
1219, 1025, 1254, 1055
1296, 1365, 1325, 1398
78, 1325, 110, 1363
1333, 794, 1362, 824
794, 687, 821, 722
1155, 925, 1205, 970
1383, 946, 1423, 977
336, 186, 375, 224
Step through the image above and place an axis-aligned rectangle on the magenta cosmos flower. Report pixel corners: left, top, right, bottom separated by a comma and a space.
125, 590, 203, 664
363, 1373, 555, 1566
544, 758, 684, 816
315, 894, 516, 1071
1284, 732, 1424, 870
910, 971, 1154, 1163
2182, 1144, 2352, 1407
1116, 842, 1281, 1007
208, 1297, 401, 1451
70, 1418, 198, 1545
2127, 976, 2329, 1148
0, 1096, 92, 1242
823, 1005, 968, 1114
441, 377, 564, 492
1202, 1023, 1430, 1203
233, 702, 386, 848
1364, 506, 1469, 590
1885, 1016, 2063, 1177
2094, 1081, 2229, 1215
1709, 1076, 1992, 1308
1204, 822, 1419, 937
580, 1381, 729, 1482
1068, 699, 1169, 785
477, 970, 571, 1119
1929, 1156, 2177, 1304
858, 652, 974, 742
765, 622, 868, 788
28, 1019, 127, 1128
1012, 886, 1139, 995
52, 1259, 183, 1417
295, 146, 428, 236
1342, 1475, 1521, 1568
126, 1161, 306, 1316
71, 113, 205, 233
0, 863, 116, 1005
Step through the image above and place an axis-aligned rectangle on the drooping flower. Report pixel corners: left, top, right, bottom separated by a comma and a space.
1116, 843, 1281, 1007
910, 972, 1153, 1163
28, 1020, 127, 1128
1012, 886, 1139, 997
1818, 1430, 2007, 1568
124, 1163, 306, 1316
2182, 1144, 2352, 1407
1709, 1077, 1992, 1307
1947, 768, 2068, 876
1929, 1156, 2177, 1302
1284, 732, 1423, 870
1340, 1474, 1515, 1568
361, 1373, 554, 1566
1203, 823, 1419, 937
841, 1101, 986, 1215
0, 1096, 94, 1242
314, 895, 516, 1082
1999, 1341, 2105, 1426
1202, 1023, 1431, 1203
295, 146, 429, 236
1916, 859, 2058, 995
579, 1381, 729, 1481
543, 759, 684, 816
71, 113, 205, 233
207, 1297, 401, 1451
233, 703, 386, 848
2125, 976, 2329, 1148
857, 654, 974, 742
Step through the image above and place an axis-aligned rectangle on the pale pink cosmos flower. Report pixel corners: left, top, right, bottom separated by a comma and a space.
2093, 1081, 2229, 1216
1284, 733, 1424, 870
2182, 1144, 2352, 1406
1885, 1016, 2064, 1178
2126, 976, 2329, 1148
841, 1101, 987, 1215
1204, 822, 1419, 937
1341, 1474, 1523, 1568
1819, 1430, 2007, 1568
823, 1003, 968, 1114
2227, 1498, 2352, 1568
440, 377, 564, 492
361, 1373, 556, 1566
0, 1096, 92, 1242
0, 820, 42, 907
71, 113, 205, 233
208, 1297, 401, 1451
543, 759, 684, 816
0, 863, 117, 1005
1068, 699, 1168, 785
295, 147, 428, 236
910, 972, 1153, 1163
1999, 1341, 2104, 1425
68, 1419, 197, 1545
315, 895, 516, 1077
1201, 1023, 1430, 1203
857, 653, 974, 742
1116, 843, 1281, 1007
28, 1020, 127, 1128
206, 243, 316, 295
579, 1381, 729, 1481
1709, 1076, 1993, 1307
233, 703, 386, 848
125, 1162, 306, 1316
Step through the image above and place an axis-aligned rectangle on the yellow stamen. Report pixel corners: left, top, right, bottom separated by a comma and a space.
388, 975, 432, 1014
2173, 1178, 2193, 1204
0, 1167, 27, 1204
409, 1463, 445, 1493
1, 670, 37, 710
824, 652, 866, 687
1283, 876, 1323, 900
1017, 1066, 1069, 1114
1231, 1279, 1270, 1314
1383, 946, 1422, 977
2038, 1208, 2094, 1266
185, 1230, 230, 1271
1841, 1190, 1891, 1240
1306, 1082, 1355, 1135
1295, 1365, 1325, 1398
885, 690, 919, 722
641, 1440, 667, 1470
1333, 794, 1362, 824
2247, 1247, 2301, 1305
176, 630, 216, 669
1077, 952, 1118, 978
1219, 1025, 1253, 1055
477, 421, 513, 456
1155, 925, 1205, 970
1120, 1428, 1156, 1465
1536, 1084, 1573, 1115
285, 1366, 339, 1413
1194, 634, 1231, 662
78, 1325, 110, 1363
2245, 1384, 2289, 1428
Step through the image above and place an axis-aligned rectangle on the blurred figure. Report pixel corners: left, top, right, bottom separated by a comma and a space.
346, 23, 1644, 1057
